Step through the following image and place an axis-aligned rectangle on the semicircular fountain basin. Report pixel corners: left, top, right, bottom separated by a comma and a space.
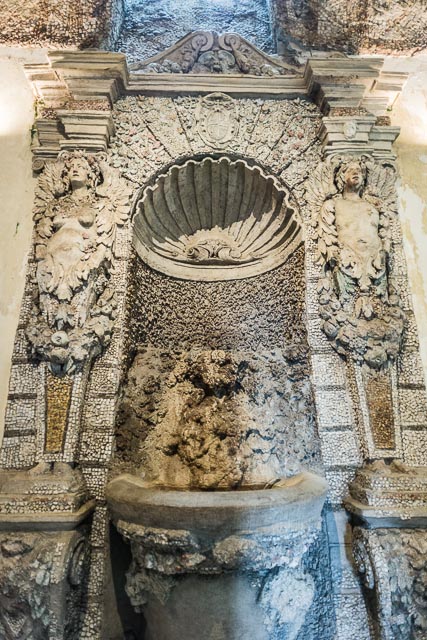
107, 472, 328, 640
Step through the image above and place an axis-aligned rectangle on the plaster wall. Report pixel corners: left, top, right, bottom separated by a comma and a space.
0, 49, 40, 441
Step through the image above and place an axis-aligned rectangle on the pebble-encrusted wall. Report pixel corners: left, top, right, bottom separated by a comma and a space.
269, 0, 427, 56
115, 0, 273, 62
128, 248, 307, 351
0, 0, 124, 49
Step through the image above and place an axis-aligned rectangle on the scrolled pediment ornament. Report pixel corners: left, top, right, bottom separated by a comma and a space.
26, 150, 132, 376
307, 155, 405, 369
130, 31, 298, 76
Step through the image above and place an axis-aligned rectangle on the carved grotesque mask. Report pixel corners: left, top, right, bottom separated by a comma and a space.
198, 50, 236, 73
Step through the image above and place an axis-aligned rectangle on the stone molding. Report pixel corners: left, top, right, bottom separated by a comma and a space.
347, 464, 427, 638
0, 464, 95, 530
319, 117, 401, 160
24, 47, 407, 165
346, 461, 427, 527
304, 60, 406, 115
32, 111, 115, 171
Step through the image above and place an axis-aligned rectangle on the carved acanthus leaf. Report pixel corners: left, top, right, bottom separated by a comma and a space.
130, 31, 299, 76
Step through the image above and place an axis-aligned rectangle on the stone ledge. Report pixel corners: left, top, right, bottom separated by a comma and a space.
0, 499, 96, 531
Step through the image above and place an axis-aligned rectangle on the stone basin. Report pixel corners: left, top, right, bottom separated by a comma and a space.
107, 472, 328, 640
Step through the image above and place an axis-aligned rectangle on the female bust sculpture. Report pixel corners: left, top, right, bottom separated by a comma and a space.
333, 159, 386, 295
38, 152, 101, 305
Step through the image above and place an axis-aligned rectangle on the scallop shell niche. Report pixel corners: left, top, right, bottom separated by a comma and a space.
133, 156, 302, 281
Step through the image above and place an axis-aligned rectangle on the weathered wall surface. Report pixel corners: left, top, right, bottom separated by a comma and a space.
116, 0, 273, 62
0, 0, 124, 49
270, 0, 427, 56
0, 49, 39, 441
388, 55, 427, 380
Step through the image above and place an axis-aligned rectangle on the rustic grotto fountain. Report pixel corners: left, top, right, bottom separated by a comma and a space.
1, 27, 427, 640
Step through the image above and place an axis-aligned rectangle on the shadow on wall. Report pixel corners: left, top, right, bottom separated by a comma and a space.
106, 524, 147, 639
115, 0, 274, 62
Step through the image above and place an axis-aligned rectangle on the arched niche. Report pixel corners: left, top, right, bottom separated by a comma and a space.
132, 156, 303, 281
113, 155, 321, 489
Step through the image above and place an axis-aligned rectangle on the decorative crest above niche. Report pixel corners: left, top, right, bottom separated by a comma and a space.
130, 31, 299, 76
133, 157, 302, 281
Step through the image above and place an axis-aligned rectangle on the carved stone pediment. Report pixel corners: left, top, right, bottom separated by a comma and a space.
129, 31, 299, 76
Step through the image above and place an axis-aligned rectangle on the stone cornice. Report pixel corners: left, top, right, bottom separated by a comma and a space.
128, 72, 307, 97
25, 51, 128, 107
31, 110, 115, 170
24, 49, 407, 163
305, 58, 407, 115
25, 50, 406, 108
319, 116, 401, 159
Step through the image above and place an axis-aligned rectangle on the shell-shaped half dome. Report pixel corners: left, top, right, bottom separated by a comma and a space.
133, 157, 302, 281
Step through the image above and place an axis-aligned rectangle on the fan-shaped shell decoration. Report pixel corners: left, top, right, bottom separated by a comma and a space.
133, 157, 302, 281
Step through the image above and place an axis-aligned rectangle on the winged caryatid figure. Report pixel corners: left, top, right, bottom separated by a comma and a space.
27, 150, 131, 375
307, 155, 405, 369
